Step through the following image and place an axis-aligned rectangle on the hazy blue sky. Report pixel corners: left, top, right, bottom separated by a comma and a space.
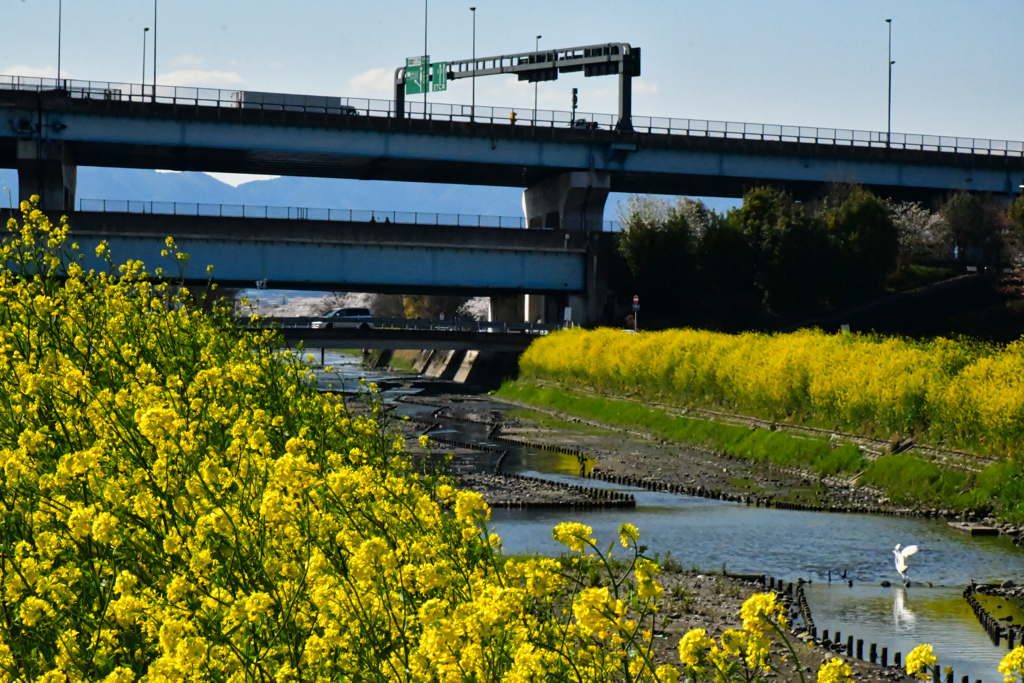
4, 1, 1022, 139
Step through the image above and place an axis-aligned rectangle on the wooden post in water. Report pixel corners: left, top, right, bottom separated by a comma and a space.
881, 648, 888, 667
835, 632, 841, 647
870, 643, 877, 664
856, 639, 863, 659
894, 653, 901, 668
946, 671, 953, 683
847, 636, 854, 656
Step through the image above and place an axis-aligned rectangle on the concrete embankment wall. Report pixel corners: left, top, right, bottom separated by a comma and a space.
390, 348, 519, 388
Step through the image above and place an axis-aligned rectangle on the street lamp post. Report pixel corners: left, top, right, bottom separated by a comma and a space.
470, 7, 476, 121
886, 19, 894, 148
534, 34, 541, 125
57, 0, 62, 86
152, 0, 158, 102
142, 27, 150, 98
424, 0, 429, 113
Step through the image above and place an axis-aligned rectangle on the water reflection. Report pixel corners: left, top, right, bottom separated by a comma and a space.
809, 583, 1004, 683
893, 586, 917, 632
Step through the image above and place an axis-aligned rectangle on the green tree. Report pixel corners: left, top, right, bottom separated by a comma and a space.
942, 191, 985, 269
727, 187, 832, 315
617, 195, 696, 323
694, 220, 760, 329
823, 186, 898, 301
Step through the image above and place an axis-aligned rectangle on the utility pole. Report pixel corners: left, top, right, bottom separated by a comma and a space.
57, 0, 62, 85
470, 7, 476, 121
424, 0, 428, 114
534, 35, 541, 124
152, 0, 158, 102
142, 27, 149, 96
886, 19, 894, 148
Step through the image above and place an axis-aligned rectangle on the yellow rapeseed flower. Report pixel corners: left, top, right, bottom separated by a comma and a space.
1000, 646, 1024, 683
818, 658, 853, 683
618, 522, 640, 547
906, 644, 937, 680
552, 522, 596, 553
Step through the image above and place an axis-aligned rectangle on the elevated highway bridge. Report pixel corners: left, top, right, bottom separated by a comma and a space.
3, 74, 1023, 222
5, 66, 1024, 326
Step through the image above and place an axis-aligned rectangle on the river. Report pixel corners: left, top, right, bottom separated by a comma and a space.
318, 352, 1024, 683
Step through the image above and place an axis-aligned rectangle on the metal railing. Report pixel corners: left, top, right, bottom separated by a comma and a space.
77, 198, 624, 231
260, 316, 561, 334
3, 74, 1022, 157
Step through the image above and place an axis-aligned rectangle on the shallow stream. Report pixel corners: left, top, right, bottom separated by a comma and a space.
319, 353, 1024, 683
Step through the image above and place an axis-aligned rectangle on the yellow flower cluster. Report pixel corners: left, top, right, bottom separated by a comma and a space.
519, 328, 1024, 453
906, 644, 938, 680
676, 594, 785, 683
0, 200, 682, 683
1000, 646, 1024, 683
739, 592, 788, 634
818, 658, 852, 683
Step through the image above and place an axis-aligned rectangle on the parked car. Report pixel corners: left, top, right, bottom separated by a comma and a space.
310, 307, 374, 330
572, 118, 599, 130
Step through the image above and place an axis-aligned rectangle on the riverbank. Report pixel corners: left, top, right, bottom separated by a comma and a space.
492, 381, 1024, 531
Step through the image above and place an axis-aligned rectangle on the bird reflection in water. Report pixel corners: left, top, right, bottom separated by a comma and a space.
893, 586, 917, 633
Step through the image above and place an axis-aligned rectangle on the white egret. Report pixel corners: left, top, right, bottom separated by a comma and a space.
893, 544, 918, 585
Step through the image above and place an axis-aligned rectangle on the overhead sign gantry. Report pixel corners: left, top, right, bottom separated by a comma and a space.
394, 42, 641, 131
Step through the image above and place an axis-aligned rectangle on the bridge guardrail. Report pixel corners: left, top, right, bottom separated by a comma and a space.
4, 74, 1022, 158
249, 317, 561, 334
76, 198, 623, 232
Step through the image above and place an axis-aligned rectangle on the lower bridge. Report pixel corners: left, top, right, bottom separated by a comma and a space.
48, 209, 611, 324
57, 209, 592, 294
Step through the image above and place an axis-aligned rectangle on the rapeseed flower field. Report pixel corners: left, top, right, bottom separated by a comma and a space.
520, 328, 1024, 455
0, 200, 984, 682
0, 201, 677, 682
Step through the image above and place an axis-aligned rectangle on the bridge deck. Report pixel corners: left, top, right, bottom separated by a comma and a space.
3, 88, 1023, 199
56, 210, 594, 294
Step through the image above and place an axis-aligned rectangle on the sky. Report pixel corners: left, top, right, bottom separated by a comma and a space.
2, 1, 1023, 204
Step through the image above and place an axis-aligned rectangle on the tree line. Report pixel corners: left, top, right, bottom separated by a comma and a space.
613, 185, 1024, 330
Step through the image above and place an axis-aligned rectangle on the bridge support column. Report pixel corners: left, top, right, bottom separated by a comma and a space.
521, 172, 611, 326
525, 294, 544, 324
522, 170, 610, 231
16, 140, 76, 211
488, 296, 524, 324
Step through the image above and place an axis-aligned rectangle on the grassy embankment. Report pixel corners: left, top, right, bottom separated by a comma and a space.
502, 328, 1024, 522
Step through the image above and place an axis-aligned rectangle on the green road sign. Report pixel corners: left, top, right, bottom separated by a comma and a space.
405, 56, 428, 96
431, 62, 448, 92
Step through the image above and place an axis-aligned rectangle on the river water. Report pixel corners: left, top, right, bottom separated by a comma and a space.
317, 353, 1024, 683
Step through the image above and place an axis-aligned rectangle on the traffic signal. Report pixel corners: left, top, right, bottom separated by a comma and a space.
572, 88, 578, 108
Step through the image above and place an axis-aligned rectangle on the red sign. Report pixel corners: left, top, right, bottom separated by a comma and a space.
633, 295, 639, 304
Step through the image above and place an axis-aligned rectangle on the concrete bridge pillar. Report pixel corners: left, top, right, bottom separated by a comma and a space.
522, 170, 611, 231
488, 296, 524, 324
17, 140, 76, 211
519, 172, 611, 326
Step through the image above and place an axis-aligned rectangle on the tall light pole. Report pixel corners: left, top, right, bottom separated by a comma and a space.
423, 0, 429, 114
534, 35, 541, 124
56, 0, 62, 85
152, 0, 158, 102
142, 27, 149, 97
470, 7, 476, 121
886, 19, 894, 148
